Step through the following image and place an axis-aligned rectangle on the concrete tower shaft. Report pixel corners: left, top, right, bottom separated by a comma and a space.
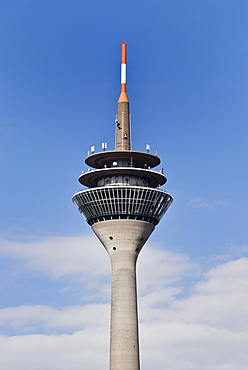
92, 220, 154, 369
72, 42, 173, 370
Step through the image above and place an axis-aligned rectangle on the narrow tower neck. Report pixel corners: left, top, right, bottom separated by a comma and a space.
115, 42, 131, 151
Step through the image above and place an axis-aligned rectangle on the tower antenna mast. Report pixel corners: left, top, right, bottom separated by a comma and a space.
116, 41, 130, 151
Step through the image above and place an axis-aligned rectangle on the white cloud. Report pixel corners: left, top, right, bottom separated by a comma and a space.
0, 304, 109, 335
0, 234, 109, 280
140, 322, 248, 370
138, 246, 193, 294
0, 330, 109, 370
139, 257, 248, 369
0, 234, 248, 369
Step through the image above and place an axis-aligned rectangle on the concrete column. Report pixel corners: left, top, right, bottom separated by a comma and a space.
116, 102, 131, 151
109, 251, 140, 370
92, 220, 155, 370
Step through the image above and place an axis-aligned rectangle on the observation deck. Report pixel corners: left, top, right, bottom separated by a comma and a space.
79, 167, 166, 188
79, 150, 166, 188
72, 147, 173, 226
73, 185, 172, 226
85, 150, 161, 168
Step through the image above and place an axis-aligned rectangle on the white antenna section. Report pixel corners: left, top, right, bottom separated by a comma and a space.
91, 146, 95, 154
146, 144, 150, 153
102, 143, 107, 151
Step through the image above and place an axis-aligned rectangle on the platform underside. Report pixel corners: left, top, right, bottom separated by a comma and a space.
92, 219, 155, 255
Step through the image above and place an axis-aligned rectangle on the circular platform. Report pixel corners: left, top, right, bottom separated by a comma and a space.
85, 150, 161, 169
79, 167, 166, 188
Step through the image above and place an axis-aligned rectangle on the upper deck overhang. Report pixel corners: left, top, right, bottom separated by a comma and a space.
85, 150, 161, 169
79, 167, 166, 188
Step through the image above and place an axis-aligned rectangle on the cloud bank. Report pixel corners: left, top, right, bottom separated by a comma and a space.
0, 234, 248, 369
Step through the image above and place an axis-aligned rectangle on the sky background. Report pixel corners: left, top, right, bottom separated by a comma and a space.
0, 0, 248, 369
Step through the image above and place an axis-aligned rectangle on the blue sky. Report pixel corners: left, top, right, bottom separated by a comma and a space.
1, 1, 248, 369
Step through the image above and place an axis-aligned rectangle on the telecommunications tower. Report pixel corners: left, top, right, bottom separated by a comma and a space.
72, 42, 173, 370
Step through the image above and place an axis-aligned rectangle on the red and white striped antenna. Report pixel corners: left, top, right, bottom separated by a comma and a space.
118, 41, 129, 103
